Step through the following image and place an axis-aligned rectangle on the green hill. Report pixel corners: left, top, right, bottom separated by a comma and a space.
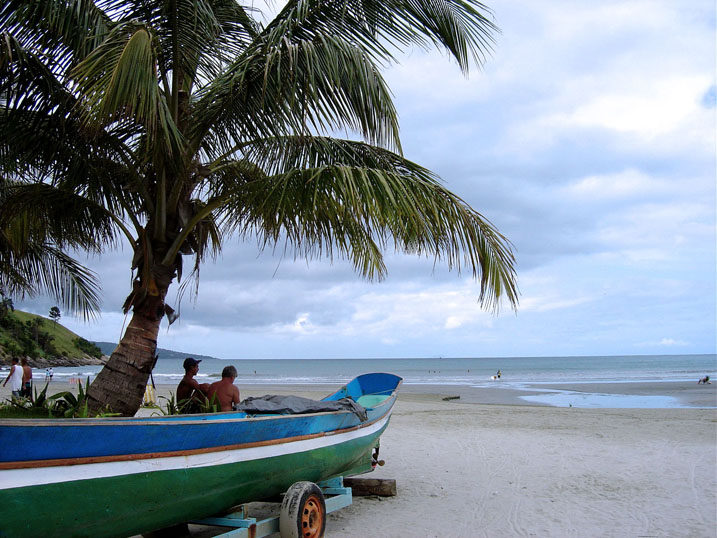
0, 309, 219, 367
0, 309, 105, 366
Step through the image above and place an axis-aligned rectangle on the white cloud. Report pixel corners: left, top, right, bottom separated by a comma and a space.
637, 338, 690, 348
659, 338, 689, 347
564, 169, 662, 200
519, 293, 595, 313
557, 76, 711, 137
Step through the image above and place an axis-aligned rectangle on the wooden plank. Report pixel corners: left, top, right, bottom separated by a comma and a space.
344, 477, 397, 497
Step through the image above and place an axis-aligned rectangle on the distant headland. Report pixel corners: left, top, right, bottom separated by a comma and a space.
92, 342, 220, 362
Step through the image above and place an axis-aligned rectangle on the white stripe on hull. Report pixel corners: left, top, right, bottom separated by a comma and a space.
2, 411, 391, 490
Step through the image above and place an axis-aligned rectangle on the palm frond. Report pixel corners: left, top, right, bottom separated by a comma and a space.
70, 20, 181, 154
217, 137, 517, 311
265, 0, 498, 73
0, 179, 113, 320
173, 0, 259, 83
0, 0, 112, 74
193, 33, 400, 159
0, 236, 102, 320
0, 104, 144, 223
0, 181, 119, 253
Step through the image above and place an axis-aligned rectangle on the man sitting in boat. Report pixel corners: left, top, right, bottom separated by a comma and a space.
207, 365, 241, 412
177, 358, 210, 413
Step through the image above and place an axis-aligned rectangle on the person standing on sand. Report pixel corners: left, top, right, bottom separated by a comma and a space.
176, 358, 210, 413
20, 358, 32, 401
3, 358, 24, 399
206, 366, 240, 412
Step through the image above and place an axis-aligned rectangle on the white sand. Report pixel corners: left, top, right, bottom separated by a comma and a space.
324, 394, 716, 538
4, 382, 716, 537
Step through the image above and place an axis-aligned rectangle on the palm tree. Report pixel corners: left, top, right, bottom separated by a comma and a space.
0, 0, 518, 416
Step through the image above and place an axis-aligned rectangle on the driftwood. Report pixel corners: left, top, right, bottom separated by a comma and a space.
344, 477, 397, 497
442, 395, 460, 401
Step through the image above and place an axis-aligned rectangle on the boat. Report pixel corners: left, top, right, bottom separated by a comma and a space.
0, 372, 402, 538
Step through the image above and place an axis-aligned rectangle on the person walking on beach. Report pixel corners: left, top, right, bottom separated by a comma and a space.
207, 366, 240, 412
3, 358, 24, 399
20, 358, 32, 401
48, 368, 53, 382
176, 358, 210, 413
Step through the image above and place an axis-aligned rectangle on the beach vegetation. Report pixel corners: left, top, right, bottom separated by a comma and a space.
157, 392, 221, 415
0, 0, 518, 416
0, 379, 118, 418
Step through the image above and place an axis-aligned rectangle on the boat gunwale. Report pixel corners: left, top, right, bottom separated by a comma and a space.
0, 391, 397, 428
0, 407, 393, 471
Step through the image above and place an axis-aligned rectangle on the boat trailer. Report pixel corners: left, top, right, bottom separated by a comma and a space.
190, 477, 352, 538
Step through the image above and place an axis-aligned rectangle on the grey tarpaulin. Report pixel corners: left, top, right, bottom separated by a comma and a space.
234, 395, 368, 421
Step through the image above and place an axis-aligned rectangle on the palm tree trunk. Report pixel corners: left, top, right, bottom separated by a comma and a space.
86, 309, 161, 416
86, 261, 175, 416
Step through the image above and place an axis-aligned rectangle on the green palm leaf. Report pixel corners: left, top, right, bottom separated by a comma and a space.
70, 21, 181, 154
210, 136, 516, 310
194, 34, 400, 157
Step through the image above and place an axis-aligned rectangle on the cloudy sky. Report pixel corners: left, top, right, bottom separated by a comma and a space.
18, 0, 717, 359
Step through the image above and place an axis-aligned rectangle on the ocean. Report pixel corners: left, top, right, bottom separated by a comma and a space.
34, 354, 716, 407
37, 354, 716, 385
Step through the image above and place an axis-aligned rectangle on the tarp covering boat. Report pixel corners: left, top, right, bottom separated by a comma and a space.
235, 395, 368, 420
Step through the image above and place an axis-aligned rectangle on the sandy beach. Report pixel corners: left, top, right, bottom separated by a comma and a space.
4, 380, 716, 537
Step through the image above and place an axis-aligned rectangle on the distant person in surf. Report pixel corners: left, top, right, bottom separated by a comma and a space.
697, 375, 711, 384
177, 357, 210, 413
207, 365, 241, 412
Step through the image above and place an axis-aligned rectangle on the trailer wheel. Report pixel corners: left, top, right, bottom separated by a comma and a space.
279, 481, 326, 538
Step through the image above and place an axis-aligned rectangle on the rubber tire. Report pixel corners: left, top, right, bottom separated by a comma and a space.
279, 481, 326, 538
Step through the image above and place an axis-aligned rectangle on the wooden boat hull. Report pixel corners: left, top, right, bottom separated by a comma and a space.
0, 373, 400, 538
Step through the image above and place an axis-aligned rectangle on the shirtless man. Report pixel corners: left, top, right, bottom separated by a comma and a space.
206, 365, 240, 412
176, 358, 209, 412
20, 358, 32, 401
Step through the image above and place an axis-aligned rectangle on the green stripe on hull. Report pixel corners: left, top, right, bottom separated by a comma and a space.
1, 427, 385, 538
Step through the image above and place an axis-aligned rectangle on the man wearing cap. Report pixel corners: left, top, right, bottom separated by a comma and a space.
177, 358, 209, 413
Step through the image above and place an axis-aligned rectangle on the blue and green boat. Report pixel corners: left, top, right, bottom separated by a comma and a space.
0, 373, 401, 538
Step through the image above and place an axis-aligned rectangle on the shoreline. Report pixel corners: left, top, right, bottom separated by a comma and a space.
2, 378, 715, 410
